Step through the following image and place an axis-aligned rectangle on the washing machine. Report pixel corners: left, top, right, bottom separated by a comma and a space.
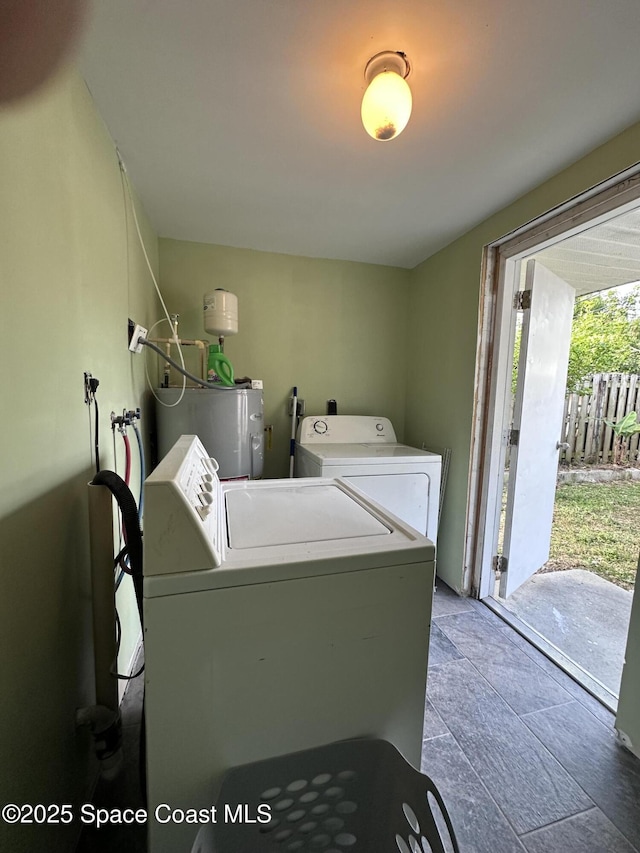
143, 435, 435, 853
295, 415, 441, 543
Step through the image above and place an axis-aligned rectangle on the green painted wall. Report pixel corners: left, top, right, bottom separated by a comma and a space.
0, 68, 157, 851
158, 239, 410, 477
405, 121, 640, 594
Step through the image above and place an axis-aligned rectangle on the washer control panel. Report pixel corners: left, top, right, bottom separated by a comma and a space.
297, 415, 397, 444
144, 435, 222, 575
179, 449, 220, 524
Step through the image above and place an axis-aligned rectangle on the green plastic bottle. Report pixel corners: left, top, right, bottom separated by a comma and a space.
207, 344, 235, 387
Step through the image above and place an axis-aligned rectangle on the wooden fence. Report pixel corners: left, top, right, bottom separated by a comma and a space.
560, 373, 640, 465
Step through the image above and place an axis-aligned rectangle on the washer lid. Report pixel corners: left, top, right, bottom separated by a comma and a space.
225, 482, 390, 549
298, 443, 441, 466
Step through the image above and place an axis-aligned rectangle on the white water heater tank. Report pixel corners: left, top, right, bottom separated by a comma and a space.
154, 387, 264, 479
203, 289, 238, 337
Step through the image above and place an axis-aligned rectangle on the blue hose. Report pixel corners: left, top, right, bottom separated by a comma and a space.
132, 420, 145, 521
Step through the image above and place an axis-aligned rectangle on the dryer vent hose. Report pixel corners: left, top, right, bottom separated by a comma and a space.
91, 469, 144, 628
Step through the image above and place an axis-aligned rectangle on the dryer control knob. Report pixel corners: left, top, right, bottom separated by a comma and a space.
199, 491, 214, 505
376, 423, 384, 431
203, 456, 219, 474
201, 480, 214, 492
313, 420, 328, 435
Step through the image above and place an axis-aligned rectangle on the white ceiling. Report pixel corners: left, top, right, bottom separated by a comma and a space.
78, 0, 640, 269
532, 207, 640, 297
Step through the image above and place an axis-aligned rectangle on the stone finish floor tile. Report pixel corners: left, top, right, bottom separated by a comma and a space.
436, 611, 573, 715
521, 807, 638, 853
428, 659, 593, 834
422, 734, 528, 853
430, 621, 465, 667
499, 626, 617, 728
423, 698, 450, 741
522, 700, 640, 850
432, 582, 474, 618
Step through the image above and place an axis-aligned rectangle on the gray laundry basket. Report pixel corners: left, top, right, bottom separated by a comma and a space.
191, 738, 459, 853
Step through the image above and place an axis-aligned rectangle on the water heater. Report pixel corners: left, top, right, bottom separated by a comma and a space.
154, 387, 264, 479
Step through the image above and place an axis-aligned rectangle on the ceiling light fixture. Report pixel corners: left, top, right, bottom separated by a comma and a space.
361, 50, 412, 142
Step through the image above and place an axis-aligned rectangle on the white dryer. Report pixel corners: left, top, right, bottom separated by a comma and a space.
295, 415, 441, 544
143, 435, 435, 853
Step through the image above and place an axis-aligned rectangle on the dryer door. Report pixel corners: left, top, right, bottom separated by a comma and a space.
341, 472, 430, 537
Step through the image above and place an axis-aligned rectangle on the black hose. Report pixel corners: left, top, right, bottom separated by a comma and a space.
93, 398, 100, 474
91, 470, 143, 628
92, 470, 147, 805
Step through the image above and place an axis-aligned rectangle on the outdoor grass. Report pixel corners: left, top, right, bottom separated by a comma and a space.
543, 480, 640, 589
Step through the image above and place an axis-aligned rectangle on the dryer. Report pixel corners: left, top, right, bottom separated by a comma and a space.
295, 415, 441, 543
143, 435, 435, 853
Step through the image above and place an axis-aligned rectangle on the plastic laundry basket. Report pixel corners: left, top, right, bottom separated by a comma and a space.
191, 738, 459, 853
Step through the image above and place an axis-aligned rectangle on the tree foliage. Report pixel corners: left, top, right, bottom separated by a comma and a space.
513, 285, 640, 394
566, 286, 640, 392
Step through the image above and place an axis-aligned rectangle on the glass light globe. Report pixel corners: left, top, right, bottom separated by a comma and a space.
361, 70, 412, 141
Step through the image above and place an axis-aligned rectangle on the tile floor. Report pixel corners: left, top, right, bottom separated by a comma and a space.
425, 583, 640, 853
76, 583, 640, 852
495, 567, 633, 699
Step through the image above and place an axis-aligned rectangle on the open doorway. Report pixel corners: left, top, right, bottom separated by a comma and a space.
494, 257, 639, 707
470, 188, 640, 711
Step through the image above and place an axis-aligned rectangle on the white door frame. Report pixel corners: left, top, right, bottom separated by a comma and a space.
466, 162, 640, 600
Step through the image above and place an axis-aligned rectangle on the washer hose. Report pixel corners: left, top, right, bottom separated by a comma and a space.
91, 470, 143, 629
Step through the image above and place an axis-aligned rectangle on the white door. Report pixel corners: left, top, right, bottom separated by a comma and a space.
500, 260, 575, 598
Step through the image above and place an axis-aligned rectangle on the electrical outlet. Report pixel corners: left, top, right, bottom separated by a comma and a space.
128, 322, 148, 353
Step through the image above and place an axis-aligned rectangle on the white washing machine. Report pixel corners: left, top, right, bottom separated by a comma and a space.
295, 416, 442, 544
143, 435, 435, 853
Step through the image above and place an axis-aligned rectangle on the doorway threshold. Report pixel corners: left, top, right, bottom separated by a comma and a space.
483, 595, 618, 713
